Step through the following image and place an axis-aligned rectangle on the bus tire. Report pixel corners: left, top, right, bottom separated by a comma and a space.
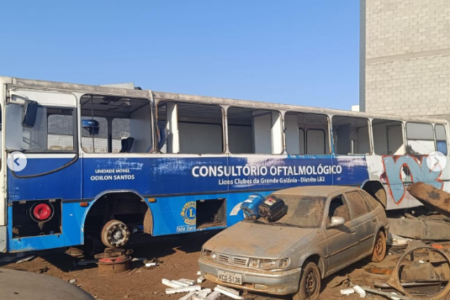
101, 219, 131, 248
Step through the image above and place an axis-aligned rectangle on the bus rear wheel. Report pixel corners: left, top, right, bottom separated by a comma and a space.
101, 219, 130, 248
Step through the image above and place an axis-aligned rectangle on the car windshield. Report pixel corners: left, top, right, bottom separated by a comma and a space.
257, 194, 327, 228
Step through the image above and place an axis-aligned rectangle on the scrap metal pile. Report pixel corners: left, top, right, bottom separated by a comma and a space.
351, 182, 450, 299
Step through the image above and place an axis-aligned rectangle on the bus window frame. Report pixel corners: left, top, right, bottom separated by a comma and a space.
79, 93, 155, 155
156, 100, 227, 155
434, 123, 447, 154
15, 105, 78, 154
227, 105, 284, 155
284, 111, 331, 156
405, 121, 435, 155
371, 118, 405, 156
331, 115, 372, 156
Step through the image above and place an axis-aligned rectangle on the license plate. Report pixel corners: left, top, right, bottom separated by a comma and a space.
218, 270, 243, 285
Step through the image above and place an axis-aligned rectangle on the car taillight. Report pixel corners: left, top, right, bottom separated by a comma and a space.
32, 203, 52, 221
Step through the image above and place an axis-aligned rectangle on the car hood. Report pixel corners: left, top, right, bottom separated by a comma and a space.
203, 221, 316, 259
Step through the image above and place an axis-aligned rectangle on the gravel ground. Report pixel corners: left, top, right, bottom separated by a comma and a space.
0, 231, 392, 300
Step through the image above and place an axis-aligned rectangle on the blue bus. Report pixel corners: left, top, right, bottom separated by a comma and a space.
0, 76, 448, 253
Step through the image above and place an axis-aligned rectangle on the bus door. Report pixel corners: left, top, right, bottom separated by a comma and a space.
5, 88, 81, 251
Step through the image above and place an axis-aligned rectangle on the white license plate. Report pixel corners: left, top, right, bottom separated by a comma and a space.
218, 270, 243, 285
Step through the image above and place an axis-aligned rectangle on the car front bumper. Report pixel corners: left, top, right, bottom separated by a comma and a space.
198, 257, 301, 295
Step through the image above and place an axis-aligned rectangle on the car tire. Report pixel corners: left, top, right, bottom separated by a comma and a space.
371, 230, 386, 262
293, 261, 321, 300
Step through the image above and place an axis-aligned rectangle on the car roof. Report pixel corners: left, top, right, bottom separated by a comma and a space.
273, 185, 357, 197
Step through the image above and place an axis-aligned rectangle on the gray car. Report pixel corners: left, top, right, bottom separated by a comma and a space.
198, 186, 389, 300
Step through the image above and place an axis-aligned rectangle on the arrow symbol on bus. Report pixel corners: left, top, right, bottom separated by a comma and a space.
14, 158, 20, 166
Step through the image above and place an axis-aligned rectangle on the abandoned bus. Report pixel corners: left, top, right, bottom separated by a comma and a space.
0, 76, 448, 253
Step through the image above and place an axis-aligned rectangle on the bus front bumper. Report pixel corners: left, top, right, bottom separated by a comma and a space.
198, 257, 301, 295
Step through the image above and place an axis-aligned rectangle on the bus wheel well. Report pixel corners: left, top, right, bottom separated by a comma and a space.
362, 181, 387, 208
84, 192, 148, 240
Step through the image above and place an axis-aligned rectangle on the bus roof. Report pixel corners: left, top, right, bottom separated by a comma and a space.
2, 76, 448, 124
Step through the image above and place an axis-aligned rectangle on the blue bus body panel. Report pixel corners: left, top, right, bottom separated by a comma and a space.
6, 155, 369, 252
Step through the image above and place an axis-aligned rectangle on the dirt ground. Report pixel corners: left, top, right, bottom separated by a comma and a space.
0, 231, 397, 300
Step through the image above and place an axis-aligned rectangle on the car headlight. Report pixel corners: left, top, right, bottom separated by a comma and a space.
260, 259, 278, 270
201, 248, 212, 258
277, 258, 290, 269
259, 258, 291, 270
211, 252, 217, 260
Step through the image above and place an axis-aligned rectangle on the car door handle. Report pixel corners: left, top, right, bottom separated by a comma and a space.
372, 219, 377, 223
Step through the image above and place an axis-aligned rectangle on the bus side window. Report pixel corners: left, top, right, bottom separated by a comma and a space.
228, 107, 282, 154
332, 116, 370, 155
285, 112, 329, 155
158, 102, 224, 154
48, 110, 75, 151
80, 95, 152, 154
372, 119, 405, 155
405, 122, 434, 155
435, 124, 447, 155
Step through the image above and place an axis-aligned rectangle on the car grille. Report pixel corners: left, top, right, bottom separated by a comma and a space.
216, 253, 249, 267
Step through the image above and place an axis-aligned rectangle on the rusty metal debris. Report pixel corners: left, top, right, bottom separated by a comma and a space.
388, 216, 450, 240
95, 248, 133, 275
408, 182, 450, 217
385, 241, 450, 299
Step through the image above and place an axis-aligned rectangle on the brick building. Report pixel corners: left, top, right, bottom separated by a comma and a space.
360, 0, 450, 118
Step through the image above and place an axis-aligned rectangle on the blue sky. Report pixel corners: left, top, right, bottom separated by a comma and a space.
0, 1, 359, 110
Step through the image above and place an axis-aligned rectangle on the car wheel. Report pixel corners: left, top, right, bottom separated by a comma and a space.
371, 230, 386, 262
293, 261, 321, 300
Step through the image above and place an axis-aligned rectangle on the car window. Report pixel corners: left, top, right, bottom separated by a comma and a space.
328, 195, 351, 224
359, 190, 380, 210
258, 194, 327, 228
345, 191, 369, 219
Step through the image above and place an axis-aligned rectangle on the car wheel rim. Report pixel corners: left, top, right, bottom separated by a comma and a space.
375, 234, 384, 257
305, 269, 317, 296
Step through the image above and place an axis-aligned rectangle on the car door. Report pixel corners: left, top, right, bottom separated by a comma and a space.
323, 194, 360, 275
345, 190, 377, 257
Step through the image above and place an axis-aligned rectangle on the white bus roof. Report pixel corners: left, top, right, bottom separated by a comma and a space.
2, 76, 448, 124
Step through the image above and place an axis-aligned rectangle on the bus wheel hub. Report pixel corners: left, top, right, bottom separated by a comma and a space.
101, 220, 130, 248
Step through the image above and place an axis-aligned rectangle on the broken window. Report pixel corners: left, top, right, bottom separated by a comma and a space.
328, 195, 350, 223
157, 102, 223, 154
372, 119, 404, 155
80, 95, 152, 153
346, 191, 369, 219
228, 107, 282, 154
435, 124, 447, 155
406, 122, 434, 155
285, 112, 329, 155
47, 110, 76, 151
332, 116, 370, 155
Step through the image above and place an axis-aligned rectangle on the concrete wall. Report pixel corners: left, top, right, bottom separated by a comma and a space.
362, 0, 450, 118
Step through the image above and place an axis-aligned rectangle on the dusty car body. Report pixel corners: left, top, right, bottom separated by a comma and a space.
198, 186, 389, 299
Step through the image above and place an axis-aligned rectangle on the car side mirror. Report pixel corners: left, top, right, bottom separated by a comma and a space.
330, 216, 345, 227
